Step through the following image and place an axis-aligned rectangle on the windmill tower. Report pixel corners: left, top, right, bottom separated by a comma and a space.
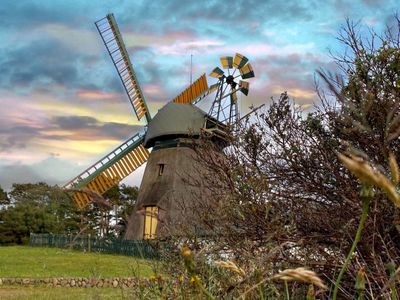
64, 14, 255, 240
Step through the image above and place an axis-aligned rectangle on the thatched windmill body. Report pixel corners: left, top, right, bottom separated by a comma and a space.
64, 14, 255, 240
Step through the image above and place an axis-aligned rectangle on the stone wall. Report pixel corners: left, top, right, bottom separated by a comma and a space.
0, 277, 140, 288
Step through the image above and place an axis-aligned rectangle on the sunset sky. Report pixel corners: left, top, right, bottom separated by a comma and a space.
0, 0, 398, 189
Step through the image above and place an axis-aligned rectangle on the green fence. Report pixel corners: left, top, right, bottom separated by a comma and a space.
29, 233, 159, 259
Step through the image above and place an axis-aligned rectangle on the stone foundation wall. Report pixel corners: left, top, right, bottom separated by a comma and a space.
0, 277, 140, 288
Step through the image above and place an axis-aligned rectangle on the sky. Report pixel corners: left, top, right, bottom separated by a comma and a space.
0, 0, 398, 190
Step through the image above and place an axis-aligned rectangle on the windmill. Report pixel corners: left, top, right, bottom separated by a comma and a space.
64, 14, 255, 240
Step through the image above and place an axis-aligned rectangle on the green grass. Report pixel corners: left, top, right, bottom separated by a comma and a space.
0, 286, 134, 299
0, 246, 155, 278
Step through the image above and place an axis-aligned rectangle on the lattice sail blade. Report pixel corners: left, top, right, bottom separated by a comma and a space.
239, 63, 255, 79
172, 74, 209, 104
209, 67, 224, 78
192, 82, 221, 105
239, 80, 249, 95
233, 53, 249, 69
220, 56, 233, 69
208, 82, 220, 94
64, 132, 149, 209
95, 14, 151, 123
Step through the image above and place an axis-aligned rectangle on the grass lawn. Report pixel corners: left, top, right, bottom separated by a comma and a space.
0, 286, 137, 299
0, 246, 157, 278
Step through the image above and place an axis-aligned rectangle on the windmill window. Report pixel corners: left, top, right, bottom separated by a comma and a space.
143, 206, 158, 239
158, 164, 165, 176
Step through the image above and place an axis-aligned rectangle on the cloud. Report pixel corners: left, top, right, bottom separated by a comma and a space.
51, 115, 143, 141
54, 116, 98, 131
0, 156, 145, 191
235, 51, 336, 108
0, 1, 71, 29
0, 126, 41, 150
0, 37, 95, 91
37, 23, 99, 53
0, 114, 142, 152
157, 39, 224, 55
361, 0, 382, 6
2, 0, 400, 189
0, 163, 42, 190
76, 90, 121, 101
114, 0, 314, 37
0, 157, 85, 190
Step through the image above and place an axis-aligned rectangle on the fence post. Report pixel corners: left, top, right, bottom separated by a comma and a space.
88, 234, 91, 252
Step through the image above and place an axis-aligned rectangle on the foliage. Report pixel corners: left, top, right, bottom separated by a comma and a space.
158, 17, 400, 299
0, 185, 9, 205
0, 183, 80, 244
0, 182, 139, 244
85, 183, 138, 238
103, 183, 138, 237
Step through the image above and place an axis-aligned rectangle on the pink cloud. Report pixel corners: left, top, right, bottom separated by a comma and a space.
143, 84, 164, 97
151, 39, 317, 58
76, 90, 120, 101
157, 39, 224, 55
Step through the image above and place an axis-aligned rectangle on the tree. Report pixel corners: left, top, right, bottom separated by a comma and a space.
0, 183, 81, 244
117, 184, 138, 236
74, 183, 139, 238
166, 17, 400, 298
0, 186, 9, 205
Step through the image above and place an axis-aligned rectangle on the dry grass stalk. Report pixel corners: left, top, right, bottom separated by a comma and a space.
381, 265, 400, 292
214, 260, 245, 277
338, 153, 400, 207
388, 153, 399, 185
272, 267, 327, 289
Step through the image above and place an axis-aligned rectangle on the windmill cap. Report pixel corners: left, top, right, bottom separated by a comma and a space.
144, 102, 207, 148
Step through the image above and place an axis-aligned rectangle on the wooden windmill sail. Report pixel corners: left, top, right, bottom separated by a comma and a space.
64, 14, 255, 240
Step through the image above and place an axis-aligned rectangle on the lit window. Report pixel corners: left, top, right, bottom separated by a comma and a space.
143, 206, 158, 239
158, 164, 165, 176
